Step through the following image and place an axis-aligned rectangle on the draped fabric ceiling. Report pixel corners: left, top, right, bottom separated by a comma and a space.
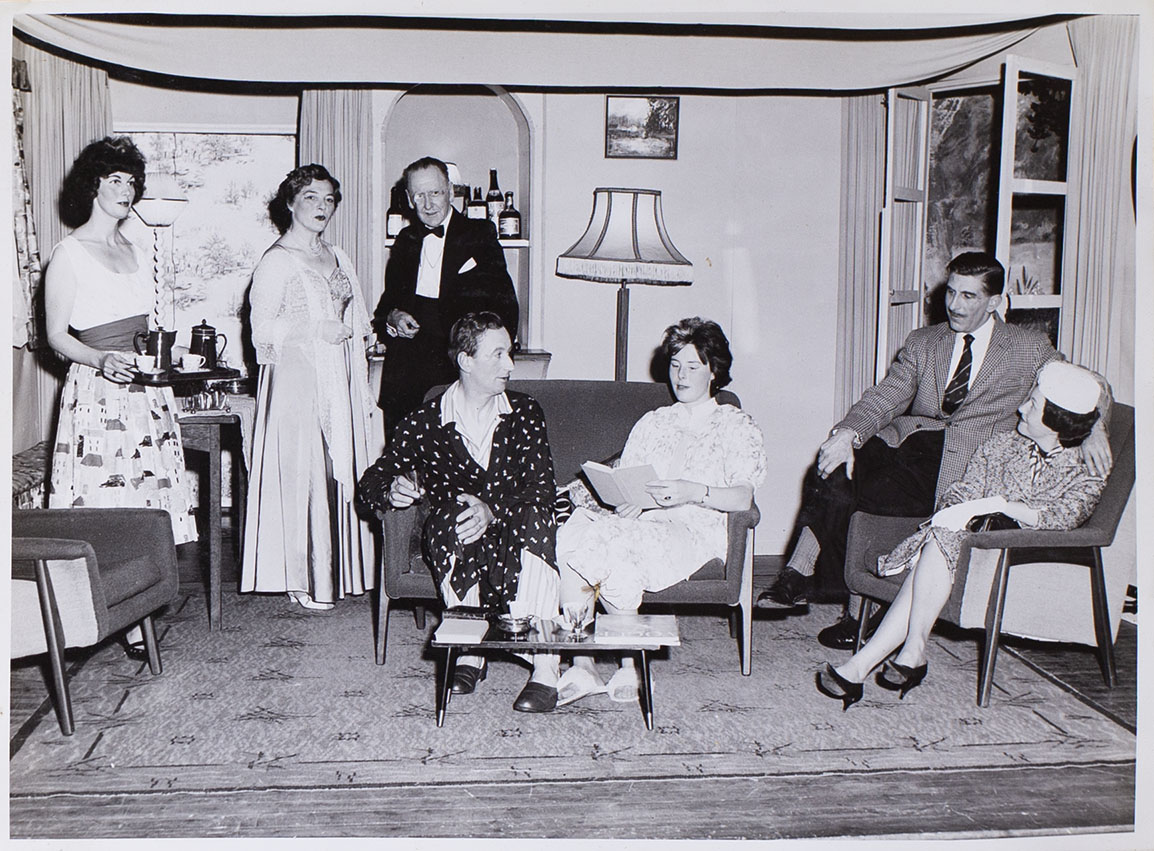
13, 13, 1060, 90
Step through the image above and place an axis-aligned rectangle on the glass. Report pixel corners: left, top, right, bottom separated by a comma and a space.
1008, 194, 1064, 295
1013, 73, 1071, 182
924, 88, 999, 289
1005, 307, 1059, 347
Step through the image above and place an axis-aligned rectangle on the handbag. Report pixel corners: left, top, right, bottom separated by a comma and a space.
966, 512, 1021, 533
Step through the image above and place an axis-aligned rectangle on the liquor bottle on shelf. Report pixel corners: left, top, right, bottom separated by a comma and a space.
386, 186, 407, 238
466, 187, 488, 220
498, 191, 521, 240
486, 169, 504, 226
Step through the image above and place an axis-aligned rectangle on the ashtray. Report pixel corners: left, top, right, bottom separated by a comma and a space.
495, 613, 533, 635
135, 366, 166, 376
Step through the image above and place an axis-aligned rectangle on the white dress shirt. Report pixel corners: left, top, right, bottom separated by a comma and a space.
414, 211, 451, 299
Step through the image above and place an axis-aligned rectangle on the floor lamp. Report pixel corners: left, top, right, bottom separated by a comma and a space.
556, 188, 692, 381
133, 173, 188, 330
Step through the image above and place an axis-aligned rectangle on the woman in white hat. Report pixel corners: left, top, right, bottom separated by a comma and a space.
815, 360, 1110, 709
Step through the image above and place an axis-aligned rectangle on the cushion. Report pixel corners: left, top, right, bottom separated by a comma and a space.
10, 558, 100, 657
98, 553, 162, 607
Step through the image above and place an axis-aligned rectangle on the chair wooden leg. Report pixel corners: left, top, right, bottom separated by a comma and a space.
1089, 547, 1118, 688
34, 559, 74, 736
740, 599, 752, 676
737, 528, 755, 675
414, 605, 427, 630
139, 615, 162, 675
979, 550, 1011, 707
854, 598, 872, 653
375, 589, 391, 665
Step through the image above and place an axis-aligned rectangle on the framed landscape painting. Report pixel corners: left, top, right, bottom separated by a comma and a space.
605, 96, 679, 159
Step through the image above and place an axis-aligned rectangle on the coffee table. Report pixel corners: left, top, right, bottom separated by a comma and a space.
431, 613, 680, 730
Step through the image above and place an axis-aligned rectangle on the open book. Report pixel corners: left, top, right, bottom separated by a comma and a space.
581, 461, 659, 509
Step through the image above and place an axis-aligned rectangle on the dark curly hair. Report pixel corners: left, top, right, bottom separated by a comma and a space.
448, 311, 507, 364
58, 136, 147, 229
659, 317, 733, 395
1042, 400, 1100, 449
267, 164, 342, 235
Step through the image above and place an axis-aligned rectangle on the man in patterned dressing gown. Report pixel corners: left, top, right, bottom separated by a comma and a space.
359, 312, 560, 713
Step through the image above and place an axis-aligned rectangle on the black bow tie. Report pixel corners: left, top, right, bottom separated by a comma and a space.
424, 224, 445, 239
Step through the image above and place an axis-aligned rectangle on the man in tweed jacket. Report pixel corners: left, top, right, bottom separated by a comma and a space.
759, 252, 1112, 647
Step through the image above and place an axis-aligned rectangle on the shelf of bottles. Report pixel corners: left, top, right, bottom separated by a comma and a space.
385, 167, 525, 248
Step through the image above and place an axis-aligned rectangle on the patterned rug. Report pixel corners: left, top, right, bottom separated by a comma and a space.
9, 592, 1135, 796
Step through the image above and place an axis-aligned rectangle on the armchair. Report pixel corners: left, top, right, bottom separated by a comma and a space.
844, 403, 1135, 706
10, 508, 180, 735
375, 379, 760, 674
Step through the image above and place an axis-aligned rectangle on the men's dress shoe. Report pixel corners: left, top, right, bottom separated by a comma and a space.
513, 681, 558, 713
451, 664, 487, 695
817, 608, 885, 650
755, 567, 811, 609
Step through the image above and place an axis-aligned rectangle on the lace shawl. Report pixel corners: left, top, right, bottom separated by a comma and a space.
250, 242, 373, 493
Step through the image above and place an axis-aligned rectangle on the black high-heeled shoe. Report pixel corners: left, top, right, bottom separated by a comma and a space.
875, 659, 928, 699
814, 663, 864, 711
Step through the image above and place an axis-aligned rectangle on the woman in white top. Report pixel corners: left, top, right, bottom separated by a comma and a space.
240, 164, 376, 610
45, 136, 197, 546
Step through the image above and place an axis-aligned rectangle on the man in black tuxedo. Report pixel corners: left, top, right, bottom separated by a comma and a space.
374, 156, 517, 436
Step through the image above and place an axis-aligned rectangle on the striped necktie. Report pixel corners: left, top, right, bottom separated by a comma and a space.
941, 334, 974, 416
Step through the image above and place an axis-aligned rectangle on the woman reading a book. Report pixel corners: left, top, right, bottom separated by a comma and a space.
555, 317, 767, 705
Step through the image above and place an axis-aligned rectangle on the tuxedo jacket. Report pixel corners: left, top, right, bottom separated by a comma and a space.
836, 317, 1057, 500
373, 209, 517, 343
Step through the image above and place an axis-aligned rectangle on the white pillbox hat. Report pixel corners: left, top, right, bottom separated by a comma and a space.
1037, 361, 1099, 414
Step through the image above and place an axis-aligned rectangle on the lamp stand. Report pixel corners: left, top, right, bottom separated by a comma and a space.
150, 226, 166, 330
615, 281, 630, 382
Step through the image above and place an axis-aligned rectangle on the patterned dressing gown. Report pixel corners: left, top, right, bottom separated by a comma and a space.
359, 390, 557, 608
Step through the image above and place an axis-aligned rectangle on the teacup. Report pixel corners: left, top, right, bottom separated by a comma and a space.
134, 353, 157, 372
181, 353, 206, 371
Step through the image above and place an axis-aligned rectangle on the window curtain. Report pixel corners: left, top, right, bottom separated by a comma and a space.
10, 38, 111, 449
834, 93, 887, 419
1063, 16, 1138, 401
15, 38, 112, 260
12, 60, 40, 350
298, 89, 374, 303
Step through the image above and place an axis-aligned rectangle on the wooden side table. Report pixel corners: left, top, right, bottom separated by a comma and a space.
179, 412, 239, 631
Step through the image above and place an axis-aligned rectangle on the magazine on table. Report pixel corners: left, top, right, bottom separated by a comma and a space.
581, 461, 660, 509
594, 614, 680, 645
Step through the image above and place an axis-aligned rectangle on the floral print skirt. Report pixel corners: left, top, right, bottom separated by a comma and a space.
49, 363, 198, 545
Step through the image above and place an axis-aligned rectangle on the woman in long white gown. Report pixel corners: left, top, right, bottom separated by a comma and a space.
241, 164, 376, 610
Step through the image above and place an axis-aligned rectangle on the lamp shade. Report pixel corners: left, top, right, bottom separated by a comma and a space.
133, 172, 188, 227
556, 188, 692, 285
